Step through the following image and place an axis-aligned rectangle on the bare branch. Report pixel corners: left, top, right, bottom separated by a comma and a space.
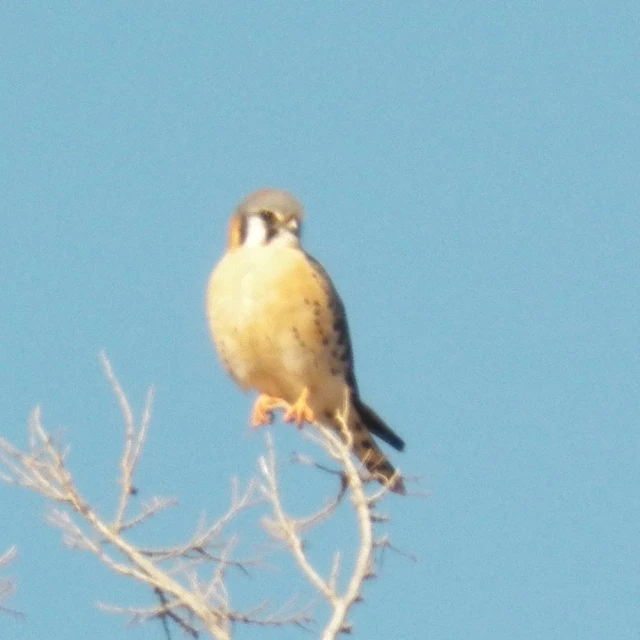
99, 351, 154, 531
0, 356, 341, 637
258, 397, 400, 640
0, 355, 408, 637
260, 436, 334, 601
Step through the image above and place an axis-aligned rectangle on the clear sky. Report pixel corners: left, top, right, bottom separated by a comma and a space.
1, 2, 638, 639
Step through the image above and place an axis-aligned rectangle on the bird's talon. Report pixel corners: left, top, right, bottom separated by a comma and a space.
283, 388, 315, 427
250, 394, 283, 428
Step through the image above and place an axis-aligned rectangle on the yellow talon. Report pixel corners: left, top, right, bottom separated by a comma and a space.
283, 387, 315, 428
250, 394, 287, 428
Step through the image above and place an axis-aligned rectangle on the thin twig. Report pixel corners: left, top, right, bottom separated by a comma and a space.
1, 354, 345, 637
258, 394, 399, 639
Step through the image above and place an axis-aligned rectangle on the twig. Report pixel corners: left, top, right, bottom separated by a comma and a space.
0, 355, 341, 637
0, 355, 406, 637
258, 397, 397, 639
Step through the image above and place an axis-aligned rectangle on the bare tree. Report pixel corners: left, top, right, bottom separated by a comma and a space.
0, 354, 407, 638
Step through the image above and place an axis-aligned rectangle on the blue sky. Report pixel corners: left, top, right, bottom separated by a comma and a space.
1, 2, 639, 638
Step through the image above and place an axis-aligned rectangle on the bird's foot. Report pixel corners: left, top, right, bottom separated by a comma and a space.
250, 394, 287, 428
283, 387, 315, 428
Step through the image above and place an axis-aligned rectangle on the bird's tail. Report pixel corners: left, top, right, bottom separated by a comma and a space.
353, 397, 405, 452
328, 404, 406, 494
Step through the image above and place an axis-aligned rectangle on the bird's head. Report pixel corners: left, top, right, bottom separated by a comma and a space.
227, 188, 304, 250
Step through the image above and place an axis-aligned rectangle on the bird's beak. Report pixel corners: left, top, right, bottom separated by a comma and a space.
284, 217, 299, 233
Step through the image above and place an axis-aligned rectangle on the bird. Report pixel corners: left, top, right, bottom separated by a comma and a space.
206, 188, 406, 494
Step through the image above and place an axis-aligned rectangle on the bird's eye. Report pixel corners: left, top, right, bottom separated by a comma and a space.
258, 210, 275, 223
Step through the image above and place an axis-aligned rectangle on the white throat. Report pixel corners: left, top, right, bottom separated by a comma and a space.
244, 216, 269, 247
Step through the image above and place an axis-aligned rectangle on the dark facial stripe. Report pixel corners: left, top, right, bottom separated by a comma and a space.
256, 210, 278, 243
265, 221, 277, 242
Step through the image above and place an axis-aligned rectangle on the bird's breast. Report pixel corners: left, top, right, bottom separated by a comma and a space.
206, 246, 334, 402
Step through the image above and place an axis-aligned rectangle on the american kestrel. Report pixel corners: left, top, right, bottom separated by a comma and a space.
206, 189, 406, 493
